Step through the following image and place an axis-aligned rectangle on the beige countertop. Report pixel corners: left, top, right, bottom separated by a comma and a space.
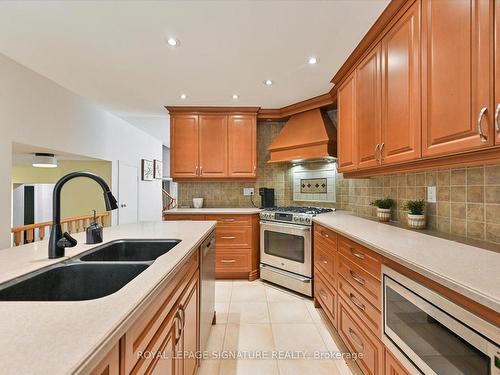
0, 221, 216, 375
313, 211, 500, 312
165, 207, 261, 214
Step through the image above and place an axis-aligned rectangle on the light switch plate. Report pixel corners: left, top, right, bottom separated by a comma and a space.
243, 188, 254, 196
427, 186, 437, 203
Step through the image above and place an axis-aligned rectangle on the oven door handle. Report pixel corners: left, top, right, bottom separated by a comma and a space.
260, 221, 310, 232
260, 264, 311, 283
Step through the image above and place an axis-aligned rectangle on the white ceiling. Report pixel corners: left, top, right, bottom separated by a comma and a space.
12, 143, 100, 166
0, 0, 388, 118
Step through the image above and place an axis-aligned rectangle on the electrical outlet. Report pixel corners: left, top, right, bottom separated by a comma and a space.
243, 188, 255, 196
427, 186, 437, 203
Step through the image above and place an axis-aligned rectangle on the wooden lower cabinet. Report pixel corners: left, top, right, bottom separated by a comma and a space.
165, 213, 259, 280
385, 349, 411, 375
314, 267, 337, 328
90, 343, 120, 375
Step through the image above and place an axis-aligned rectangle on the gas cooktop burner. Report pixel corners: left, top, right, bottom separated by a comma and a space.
260, 206, 334, 225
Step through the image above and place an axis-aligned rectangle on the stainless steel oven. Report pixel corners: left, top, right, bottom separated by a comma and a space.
382, 266, 500, 375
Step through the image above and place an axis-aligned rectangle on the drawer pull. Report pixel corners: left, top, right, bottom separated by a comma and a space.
320, 290, 328, 298
221, 236, 236, 240
220, 259, 236, 263
348, 328, 364, 351
222, 218, 236, 222
349, 293, 366, 311
350, 271, 365, 285
322, 259, 328, 265
320, 231, 329, 238
350, 249, 365, 260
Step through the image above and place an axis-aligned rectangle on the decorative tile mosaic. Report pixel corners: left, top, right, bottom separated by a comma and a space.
300, 178, 327, 194
293, 166, 335, 202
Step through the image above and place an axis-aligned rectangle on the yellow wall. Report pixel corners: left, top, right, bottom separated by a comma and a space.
12, 160, 112, 221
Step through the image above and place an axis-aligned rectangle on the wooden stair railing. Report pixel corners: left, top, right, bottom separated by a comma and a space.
11, 212, 110, 247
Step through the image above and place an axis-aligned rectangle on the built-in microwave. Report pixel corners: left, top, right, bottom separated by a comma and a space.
382, 266, 500, 375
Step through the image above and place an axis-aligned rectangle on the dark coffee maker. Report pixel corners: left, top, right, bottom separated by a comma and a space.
259, 188, 275, 208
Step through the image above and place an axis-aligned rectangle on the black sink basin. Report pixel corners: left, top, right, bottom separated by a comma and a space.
78, 239, 181, 262
0, 263, 149, 301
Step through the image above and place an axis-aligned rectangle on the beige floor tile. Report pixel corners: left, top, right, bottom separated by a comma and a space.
268, 301, 312, 323
231, 282, 267, 303
223, 323, 275, 351
215, 302, 230, 324
215, 281, 233, 303
198, 359, 221, 375
219, 359, 279, 375
304, 300, 324, 323
265, 284, 307, 302
206, 324, 227, 352
277, 359, 340, 375
272, 323, 326, 353
228, 302, 270, 324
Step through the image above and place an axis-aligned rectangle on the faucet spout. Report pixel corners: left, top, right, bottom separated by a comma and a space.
48, 171, 118, 259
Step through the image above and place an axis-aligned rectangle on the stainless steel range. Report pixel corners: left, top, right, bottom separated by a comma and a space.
259, 206, 334, 296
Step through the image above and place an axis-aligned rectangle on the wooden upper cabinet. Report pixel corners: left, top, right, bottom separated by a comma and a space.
337, 73, 357, 172
422, 0, 493, 156
199, 115, 228, 177
171, 115, 199, 178
356, 43, 382, 169
495, 0, 500, 145
381, 0, 421, 164
228, 115, 257, 177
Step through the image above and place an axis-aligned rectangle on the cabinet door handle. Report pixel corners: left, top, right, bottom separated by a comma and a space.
173, 314, 181, 343
374, 143, 380, 163
222, 218, 235, 222
221, 236, 236, 240
477, 106, 488, 143
200, 166, 203, 174
350, 249, 365, 260
221, 259, 236, 263
349, 293, 366, 311
350, 270, 365, 285
195, 166, 199, 175
348, 328, 364, 351
320, 231, 329, 238
495, 103, 500, 135
380, 143, 385, 163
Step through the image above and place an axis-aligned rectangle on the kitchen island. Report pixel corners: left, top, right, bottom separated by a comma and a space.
0, 221, 216, 375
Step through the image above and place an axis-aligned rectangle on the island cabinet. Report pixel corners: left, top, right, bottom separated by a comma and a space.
164, 213, 260, 280
90, 250, 200, 375
335, 0, 500, 177
167, 108, 258, 181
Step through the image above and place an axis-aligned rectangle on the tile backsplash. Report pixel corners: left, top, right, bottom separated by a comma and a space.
177, 118, 500, 245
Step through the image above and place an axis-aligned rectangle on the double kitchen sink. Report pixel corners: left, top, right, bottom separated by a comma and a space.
0, 239, 181, 302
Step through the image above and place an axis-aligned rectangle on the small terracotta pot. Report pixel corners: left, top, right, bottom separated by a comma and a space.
408, 214, 426, 229
376, 208, 391, 222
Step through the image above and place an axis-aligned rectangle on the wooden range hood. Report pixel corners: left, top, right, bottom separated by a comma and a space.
267, 109, 337, 163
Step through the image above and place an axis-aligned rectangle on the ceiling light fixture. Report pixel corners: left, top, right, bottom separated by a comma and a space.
32, 153, 58, 168
166, 37, 179, 47
308, 56, 318, 65
180, 94, 187, 100
264, 79, 273, 86
232, 94, 239, 100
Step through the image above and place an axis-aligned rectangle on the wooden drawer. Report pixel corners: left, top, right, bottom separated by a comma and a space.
124, 251, 198, 374
338, 274, 381, 337
314, 223, 338, 249
206, 214, 253, 226
314, 242, 336, 280
164, 214, 206, 221
338, 296, 384, 375
216, 250, 251, 272
338, 254, 381, 310
385, 348, 411, 375
314, 267, 337, 327
216, 226, 252, 248
338, 235, 381, 280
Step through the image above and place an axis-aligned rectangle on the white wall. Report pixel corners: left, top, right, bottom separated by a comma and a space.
123, 115, 170, 147
0, 53, 163, 248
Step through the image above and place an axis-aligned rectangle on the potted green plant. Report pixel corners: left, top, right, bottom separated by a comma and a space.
370, 198, 395, 222
404, 200, 426, 229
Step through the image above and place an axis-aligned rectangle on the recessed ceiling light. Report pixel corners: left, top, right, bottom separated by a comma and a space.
32, 153, 58, 168
308, 56, 318, 65
232, 94, 239, 100
166, 37, 179, 46
180, 94, 187, 100
264, 79, 273, 86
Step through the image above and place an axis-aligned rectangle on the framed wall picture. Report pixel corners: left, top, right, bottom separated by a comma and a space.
154, 160, 163, 179
141, 159, 154, 181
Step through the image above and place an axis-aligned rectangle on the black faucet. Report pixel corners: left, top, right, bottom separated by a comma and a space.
48, 172, 118, 259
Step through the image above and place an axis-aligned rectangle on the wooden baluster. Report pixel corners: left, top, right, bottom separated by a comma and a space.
13, 231, 22, 246
26, 229, 34, 243
39, 226, 46, 241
